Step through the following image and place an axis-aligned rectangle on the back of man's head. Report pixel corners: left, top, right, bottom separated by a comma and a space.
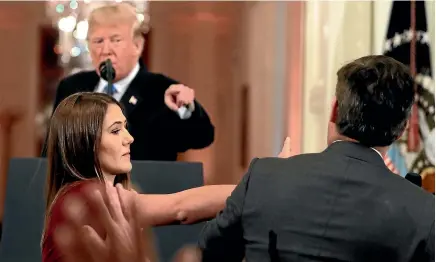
335, 55, 414, 147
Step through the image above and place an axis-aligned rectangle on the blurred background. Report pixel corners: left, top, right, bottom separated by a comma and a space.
0, 0, 434, 217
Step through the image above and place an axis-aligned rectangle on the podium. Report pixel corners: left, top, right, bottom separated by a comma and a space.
0, 158, 205, 262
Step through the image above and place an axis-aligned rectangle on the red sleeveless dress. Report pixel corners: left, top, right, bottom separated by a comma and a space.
41, 181, 100, 262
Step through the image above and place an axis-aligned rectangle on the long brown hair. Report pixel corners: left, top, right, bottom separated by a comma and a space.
44, 92, 130, 223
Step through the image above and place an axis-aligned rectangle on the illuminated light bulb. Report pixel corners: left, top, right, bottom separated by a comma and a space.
136, 14, 144, 22
73, 20, 88, 40
70, 46, 81, 57
70, 1, 78, 10
53, 44, 62, 54
61, 54, 70, 64
56, 4, 64, 13
58, 16, 77, 32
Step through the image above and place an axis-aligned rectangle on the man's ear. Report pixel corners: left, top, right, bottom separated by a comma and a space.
397, 120, 409, 140
133, 36, 145, 56
329, 98, 338, 123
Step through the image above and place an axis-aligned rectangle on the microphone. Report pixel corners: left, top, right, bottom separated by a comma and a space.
405, 172, 422, 187
98, 59, 116, 95
177, 104, 192, 119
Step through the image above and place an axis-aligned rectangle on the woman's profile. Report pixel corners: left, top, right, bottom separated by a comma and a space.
41, 92, 292, 262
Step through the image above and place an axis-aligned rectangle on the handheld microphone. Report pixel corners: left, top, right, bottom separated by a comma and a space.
177, 105, 191, 119
98, 59, 116, 95
177, 104, 193, 120
405, 172, 422, 187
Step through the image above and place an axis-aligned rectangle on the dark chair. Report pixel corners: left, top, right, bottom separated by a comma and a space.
0, 158, 204, 262
0, 158, 46, 262
130, 161, 205, 262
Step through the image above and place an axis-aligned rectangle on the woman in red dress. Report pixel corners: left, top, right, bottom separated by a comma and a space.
41, 92, 238, 262
42, 92, 292, 261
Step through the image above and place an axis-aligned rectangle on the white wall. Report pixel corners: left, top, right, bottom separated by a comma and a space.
302, 1, 435, 154
302, 1, 373, 153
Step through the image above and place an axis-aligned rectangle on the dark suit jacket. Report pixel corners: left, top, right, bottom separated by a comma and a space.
199, 142, 435, 262
42, 69, 214, 161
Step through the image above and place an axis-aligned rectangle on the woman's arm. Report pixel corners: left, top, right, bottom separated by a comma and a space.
174, 185, 236, 224
134, 137, 292, 227
134, 185, 236, 227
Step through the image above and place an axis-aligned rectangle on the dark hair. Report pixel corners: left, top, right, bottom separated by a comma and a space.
335, 55, 414, 147
44, 92, 130, 222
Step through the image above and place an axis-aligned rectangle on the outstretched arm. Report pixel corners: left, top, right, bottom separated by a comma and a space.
134, 185, 236, 227
133, 136, 292, 227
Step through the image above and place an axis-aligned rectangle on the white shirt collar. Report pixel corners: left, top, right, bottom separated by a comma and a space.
96, 63, 140, 95
332, 140, 383, 159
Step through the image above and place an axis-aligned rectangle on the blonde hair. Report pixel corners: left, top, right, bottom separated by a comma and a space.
87, 2, 149, 40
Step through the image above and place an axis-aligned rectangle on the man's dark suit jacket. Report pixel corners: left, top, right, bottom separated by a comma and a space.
41, 68, 214, 161
199, 142, 435, 262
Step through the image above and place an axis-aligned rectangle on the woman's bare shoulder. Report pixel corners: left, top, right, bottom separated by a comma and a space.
47, 180, 101, 223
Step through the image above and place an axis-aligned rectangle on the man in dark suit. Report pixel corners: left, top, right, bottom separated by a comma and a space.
199, 55, 435, 261
42, 3, 214, 161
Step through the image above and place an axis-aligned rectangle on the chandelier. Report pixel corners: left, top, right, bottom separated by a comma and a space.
45, 0, 149, 71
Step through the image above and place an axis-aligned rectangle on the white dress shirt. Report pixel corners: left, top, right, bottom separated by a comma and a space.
333, 140, 383, 159
94, 63, 140, 102
94, 62, 193, 119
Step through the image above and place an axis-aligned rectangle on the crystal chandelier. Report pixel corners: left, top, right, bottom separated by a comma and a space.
45, 0, 149, 73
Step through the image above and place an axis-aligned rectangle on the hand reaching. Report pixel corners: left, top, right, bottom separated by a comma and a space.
54, 182, 149, 262
278, 137, 292, 158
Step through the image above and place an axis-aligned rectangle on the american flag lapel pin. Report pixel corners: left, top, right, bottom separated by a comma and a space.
129, 96, 138, 105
